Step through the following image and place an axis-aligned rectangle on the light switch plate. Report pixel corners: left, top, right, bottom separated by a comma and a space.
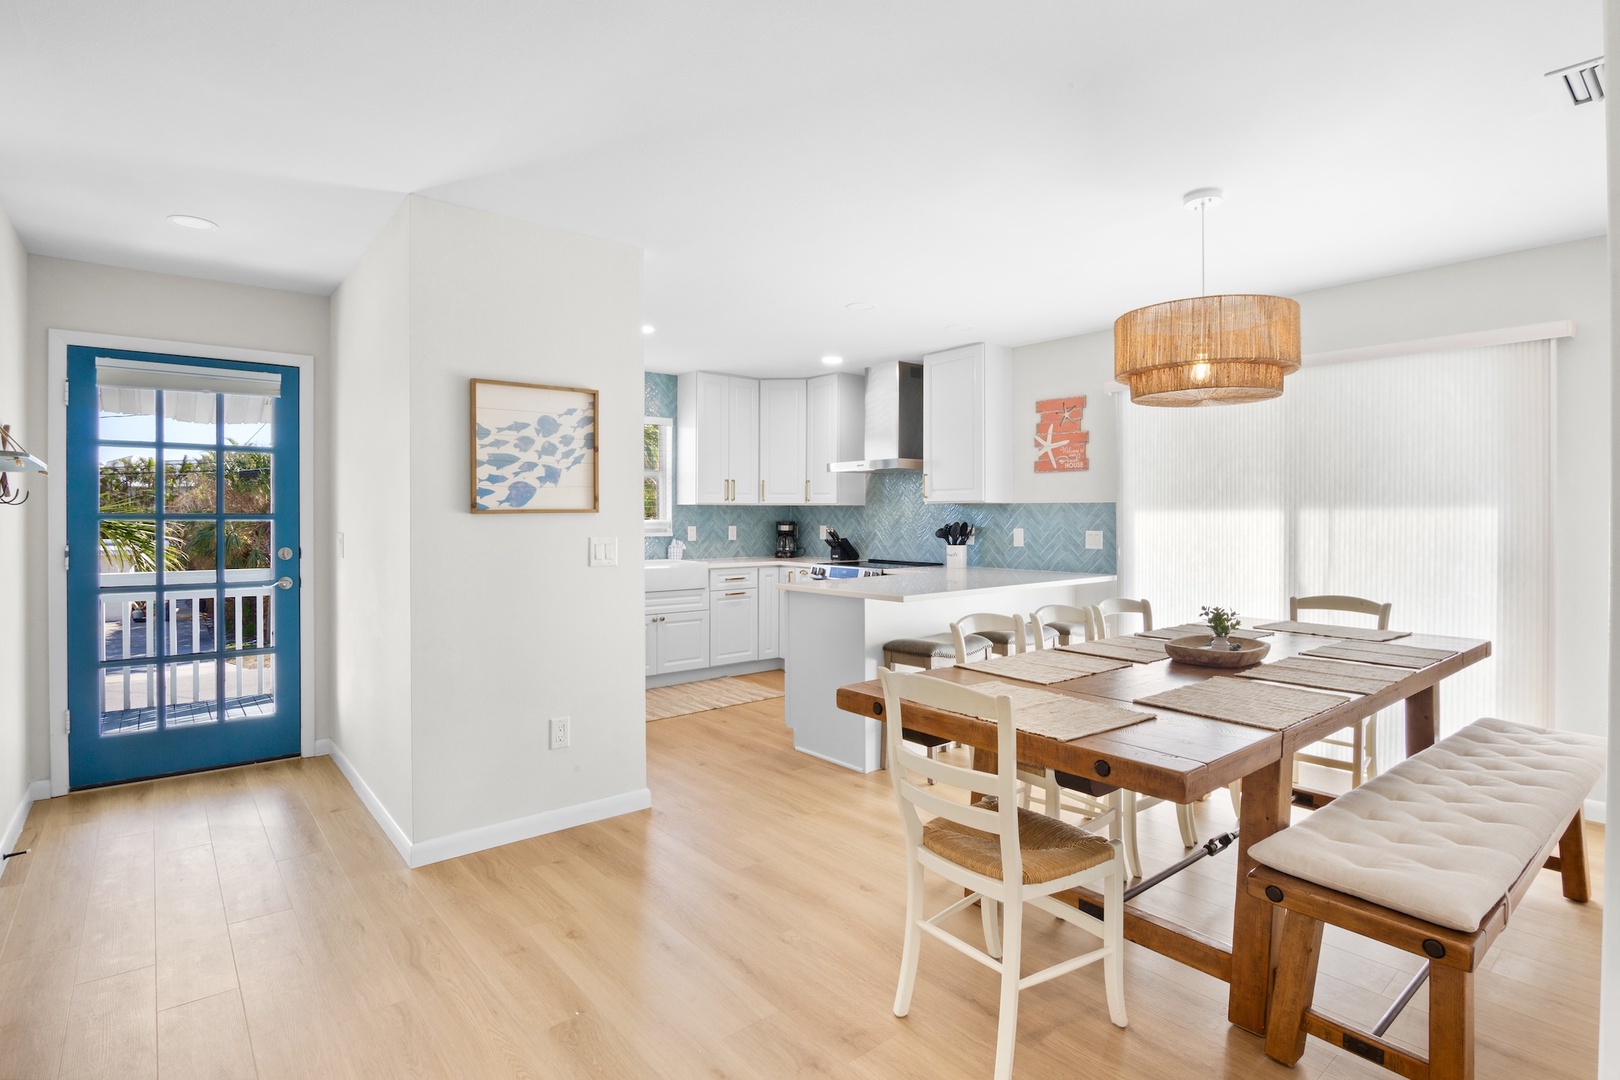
1012, 528, 1025, 548
1086, 530, 1103, 550
727, 525, 737, 541
819, 525, 829, 540
588, 537, 618, 566
687, 526, 697, 541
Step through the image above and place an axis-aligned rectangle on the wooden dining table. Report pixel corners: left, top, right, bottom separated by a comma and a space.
834, 627, 1491, 1036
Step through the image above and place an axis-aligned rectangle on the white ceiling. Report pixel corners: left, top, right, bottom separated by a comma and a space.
0, 0, 1606, 378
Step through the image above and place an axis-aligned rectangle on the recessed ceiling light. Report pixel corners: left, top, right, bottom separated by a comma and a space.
821, 355, 844, 366
642, 325, 656, 335
845, 302, 875, 311
166, 214, 218, 231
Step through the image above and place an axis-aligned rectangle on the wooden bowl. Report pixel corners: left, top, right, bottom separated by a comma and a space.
1164, 635, 1271, 669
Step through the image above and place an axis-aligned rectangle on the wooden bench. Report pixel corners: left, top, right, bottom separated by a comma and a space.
1244, 717, 1606, 1080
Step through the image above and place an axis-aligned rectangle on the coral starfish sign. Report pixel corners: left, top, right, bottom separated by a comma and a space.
1033, 396, 1089, 472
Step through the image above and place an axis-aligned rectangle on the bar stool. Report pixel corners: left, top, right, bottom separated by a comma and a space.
882, 631, 992, 670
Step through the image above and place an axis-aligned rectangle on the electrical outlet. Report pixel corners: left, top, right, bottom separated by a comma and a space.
686, 526, 697, 541
1012, 527, 1025, 548
727, 525, 737, 541
819, 525, 829, 540
549, 717, 570, 750
1086, 530, 1103, 550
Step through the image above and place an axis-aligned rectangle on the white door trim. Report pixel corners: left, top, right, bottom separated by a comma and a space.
46, 329, 317, 795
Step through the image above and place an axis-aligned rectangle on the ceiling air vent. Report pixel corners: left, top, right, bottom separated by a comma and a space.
1546, 57, 1604, 106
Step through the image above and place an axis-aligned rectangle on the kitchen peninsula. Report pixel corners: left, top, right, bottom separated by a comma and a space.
779, 567, 1115, 770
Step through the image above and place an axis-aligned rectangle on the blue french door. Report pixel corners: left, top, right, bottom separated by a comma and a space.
66, 346, 301, 788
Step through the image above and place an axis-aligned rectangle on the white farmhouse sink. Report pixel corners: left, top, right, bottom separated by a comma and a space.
644, 559, 711, 592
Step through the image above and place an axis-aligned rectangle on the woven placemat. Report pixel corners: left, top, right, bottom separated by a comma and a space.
1133, 677, 1348, 731
962, 650, 1131, 685
958, 680, 1155, 741
1137, 622, 1273, 640
1233, 656, 1408, 695
1059, 638, 1168, 664
1254, 620, 1410, 642
1300, 641, 1458, 669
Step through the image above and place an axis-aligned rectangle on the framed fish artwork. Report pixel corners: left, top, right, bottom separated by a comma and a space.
470, 379, 599, 513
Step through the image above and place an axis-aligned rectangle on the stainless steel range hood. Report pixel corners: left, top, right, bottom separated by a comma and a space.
828, 360, 924, 472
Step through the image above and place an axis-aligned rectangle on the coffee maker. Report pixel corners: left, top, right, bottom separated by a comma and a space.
774, 521, 799, 558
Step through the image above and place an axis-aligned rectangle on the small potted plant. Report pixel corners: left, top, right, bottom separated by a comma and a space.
1199, 605, 1242, 651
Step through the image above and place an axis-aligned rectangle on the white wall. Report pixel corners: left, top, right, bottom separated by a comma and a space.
328, 203, 415, 837
23, 256, 332, 784
404, 197, 646, 843
1019, 238, 1610, 746
1009, 332, 1118, 504
0, 199, 31, 850
1599, 3, 1619, 1072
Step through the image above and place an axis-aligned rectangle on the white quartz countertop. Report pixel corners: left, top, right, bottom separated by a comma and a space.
777, 567, 1116, 603
699, 556, 821, 568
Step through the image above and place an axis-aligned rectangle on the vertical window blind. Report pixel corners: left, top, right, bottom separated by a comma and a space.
1120, 341, 1554, 766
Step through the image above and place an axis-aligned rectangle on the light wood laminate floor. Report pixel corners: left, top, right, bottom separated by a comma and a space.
0, 671, 1603, 1078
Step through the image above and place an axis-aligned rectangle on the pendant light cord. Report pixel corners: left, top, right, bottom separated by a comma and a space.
1199, 205, 1206, 296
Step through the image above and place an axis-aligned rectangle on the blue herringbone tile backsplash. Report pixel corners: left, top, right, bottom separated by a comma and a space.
642, 372, 1115, 573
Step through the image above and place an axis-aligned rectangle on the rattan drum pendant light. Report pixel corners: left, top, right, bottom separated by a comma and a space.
1114, 189, 1301, 406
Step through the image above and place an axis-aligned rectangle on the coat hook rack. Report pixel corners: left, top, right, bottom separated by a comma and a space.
0, 424, 48, 506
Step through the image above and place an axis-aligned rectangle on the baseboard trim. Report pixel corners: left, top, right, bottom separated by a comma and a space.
646, 658, 783, 689
1, 779, 52, 882
1586, 797, 1606, 826
409, 788, 653, 868
314, 738, 413, 867
314, 739, 653, 869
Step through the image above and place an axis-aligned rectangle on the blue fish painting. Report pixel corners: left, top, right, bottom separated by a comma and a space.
474, 397, 595, 510
499, 481, 538, 507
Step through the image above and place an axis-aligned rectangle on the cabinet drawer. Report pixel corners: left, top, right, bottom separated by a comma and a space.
646, 588, 708, 615
708, 568, 759, 590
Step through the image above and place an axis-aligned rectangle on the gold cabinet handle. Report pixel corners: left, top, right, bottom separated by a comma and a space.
804, 479, 809, 501
724, 591, 749, 597
761, 480, 765, 502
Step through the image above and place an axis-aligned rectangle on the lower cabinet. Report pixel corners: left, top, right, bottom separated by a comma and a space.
710, 588, 759, 666
647, 610, 711, 675
758, 566, 782, 659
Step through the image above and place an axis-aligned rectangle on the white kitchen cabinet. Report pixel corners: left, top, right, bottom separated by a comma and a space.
645, 615, 657, 677
806, 372, 867, 505
759, 379, 807, 504
656, 610, 712, 673
710, 587, 759, 665
922, 342, 1013, 503
758, 565, 783, 658
676, 372, 760, 504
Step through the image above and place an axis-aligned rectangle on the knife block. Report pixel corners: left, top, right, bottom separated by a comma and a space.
944, 545, 967, 570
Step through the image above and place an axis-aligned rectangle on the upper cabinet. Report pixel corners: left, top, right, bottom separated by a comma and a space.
677, 372, 760, 504
922, 343, 1012, 503
759, 379, 807, 504
806, 372, 867, 505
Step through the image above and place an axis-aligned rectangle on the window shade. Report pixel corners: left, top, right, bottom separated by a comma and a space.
95, 356, 281, 398
1120, 341, 1554, 761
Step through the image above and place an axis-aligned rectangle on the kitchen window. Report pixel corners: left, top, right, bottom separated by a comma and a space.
644, 417, 672, 535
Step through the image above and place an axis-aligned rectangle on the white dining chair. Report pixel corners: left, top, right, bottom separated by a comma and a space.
1031, 603, 1099, 646
1095, 597, 1153, 637
951, 612, 1030, 661
1291, 594, 1392, 788
878, 668, 1127, 1080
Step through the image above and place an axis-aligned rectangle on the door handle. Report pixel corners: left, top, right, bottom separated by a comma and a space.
275, 577, 294, 590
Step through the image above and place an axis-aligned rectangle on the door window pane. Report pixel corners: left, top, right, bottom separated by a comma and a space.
99, 387, 156, 442
223, 393, 275, 447
100, 594, 157, 662
223, 520, 273, 581
223, 451, 272, 513
100, 449, 157, 514
164, 449, 216, 513
100, 664, 158, 734
100, 519, 162, 575
163, 390, 217, 444
164, 660, 219, 727
224, 652, 275, 720
223, 592, 273, 652
160, 594, 215, 656
162, 522, 219, 581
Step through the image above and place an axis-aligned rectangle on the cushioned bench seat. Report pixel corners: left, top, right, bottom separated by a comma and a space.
1245, 717, 1605, 1080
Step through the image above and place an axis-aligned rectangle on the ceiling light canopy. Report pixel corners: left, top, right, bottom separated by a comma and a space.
845, 302, 875, 311
1114, 188, 1301, 407
165, 214, 218, 231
